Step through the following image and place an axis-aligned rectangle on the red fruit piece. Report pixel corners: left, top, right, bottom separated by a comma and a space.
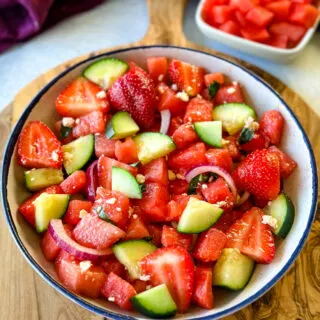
168, 59, 205, 96
214, 83, 244, 105
213, 210, 244, 233
161, 225, 193, 250
193, 228, 227, 262
172, 123, 199, 149
17, 121, 63, 169
55, 77, 109, 118
141, 246, 195, 312
289, 4, 319, 28
259, 110, 284, 145
192, 266, 214, 309
265, 1, 291, 21
265, 34, 289, 49
245, 6, 274, 28
126, 216, 150, 240
140, 157, 169, 186
92, 187, 130, 229
233, 149, 280, 200
226, 207, 275, 263
205, 148, 233, 173
223, 136, 241, 161
73, 213, 125, 249
219, 20, 241, 36
54, 120, 74, 144
146, 56, 168, 83
229, 0, 259, 13
107, 64, 156, 129
168, 179, 189, 195
60, 170, 87, 194
94, 134, 116, 158
146, 224, 163, 247
55, 250, 107, 298
168, 115, 183, 136
269, 22, 306, 43
202, 0, 229, 23
268, 146, 297, 179
101, 272, 137, 310
168, 142, 207, 172
18, 185, 63, 227
72, 110, 107, 138
252, 195, 269, 208
115, 137, 138, 164
63, 200, 93, 225
204, 73, 225, 87
240, 27, 270, 42
184, 98, 213, 123
240, 133, 267, 153
210, 6, 234, 24
100, 256, 126, 277
201, 177, 235, 211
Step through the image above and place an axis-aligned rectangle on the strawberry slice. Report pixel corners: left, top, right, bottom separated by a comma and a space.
17, 121, 63, 169
107, 64, 156, 129
226, 207, 275, 264
55, 77, 109, 117
233, 149, 280, 200
140, 246, 194, 313
168, 59, 205, 96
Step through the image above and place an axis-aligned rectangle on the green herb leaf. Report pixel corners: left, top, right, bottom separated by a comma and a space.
208, 81, 220, 100
139, 183, 146, 193
60, 124, 72, 138
130, 161, 140, 168
187, 173, 218, 195
238, 127, 254, 145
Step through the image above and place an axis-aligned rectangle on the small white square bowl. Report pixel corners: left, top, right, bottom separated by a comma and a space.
195, 0, 320, 62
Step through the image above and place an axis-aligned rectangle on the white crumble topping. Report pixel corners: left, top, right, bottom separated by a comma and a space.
168, 170, 176, 181
79, 209, 88, 218
136, 174, 146, 184
108, 297, 115, 302
221, 138, 230, 147
158, 86, 165, 94
96, 90, 107, 99
226, 87, 236, 94
158, 74, 164, 81
201, 184, 208, 189
95, 206, 103, 213
196, 94, 203, 99
30, 177, 35, 182
132, 214, 138, 219
214, 201, 227, 208
51, 151, 59, 162
95, 133, 101, 136
139, 275, 151, 281
176, 173, 185, 180
262, 215, 278, 229
244, 116, 260, 131
75, 118, 80, 125
232, 81, 239, 86
105, 197, 116, 205
62, 117, 75, 127
79, 261, 92, 273
171, 84, 178, 91
116, 207, 122, 212
176, 91, 189, 102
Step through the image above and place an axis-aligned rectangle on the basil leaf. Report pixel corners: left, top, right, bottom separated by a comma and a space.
60, 124, 72, 138
239, 127, 254, 145
208, 81, 220, 100
139, 183, 146, 193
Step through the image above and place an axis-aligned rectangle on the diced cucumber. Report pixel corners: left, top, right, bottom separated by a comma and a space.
194, 121, 222, 147
112, 167, 142, 199
238, 127, 254, 145
33, 193, 70, 233
113, 240, 157, 279
83, 58, 128, 89
24, 168, 64, 192
212, 248, 255, 290
134, 132, 176, 165
131, 284, 177, 318
212, 103, 256, 135
106, 111, 139, 139
62, 134, 94, 175
177, 197, 223, 234
264, 192, 295, 238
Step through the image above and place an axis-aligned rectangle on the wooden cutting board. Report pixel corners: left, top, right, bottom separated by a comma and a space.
1, 0, 320, 319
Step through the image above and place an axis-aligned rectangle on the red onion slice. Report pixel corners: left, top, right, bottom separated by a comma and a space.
85, 160, 98, 202
48, 219, 112, 263
236, 191, 250, 206
185, 165, 238, 200
160, 110, 171, 135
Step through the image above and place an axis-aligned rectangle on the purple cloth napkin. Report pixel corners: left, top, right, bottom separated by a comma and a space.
0, 0, 104, 53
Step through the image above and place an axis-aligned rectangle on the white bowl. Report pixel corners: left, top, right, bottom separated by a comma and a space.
195, 0, 320, 62
1, 45, 318, 319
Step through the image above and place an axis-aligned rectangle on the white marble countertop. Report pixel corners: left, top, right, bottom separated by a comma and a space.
0, 0, 319, 115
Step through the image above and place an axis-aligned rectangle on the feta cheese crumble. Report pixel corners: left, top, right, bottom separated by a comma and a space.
96, 90, 107, 99
105, 198, 116, 205
262, 215, 278, 229
139, 275, 151, 281
108, 297, 115, 302
79, 209, 88, 218
171, 84, 178, 91
158, 74, 164, 82
136, 174, 146, 184
80, 261, 92, 273
244, 116, 260, 131
51, 151, 59, 162
176, 91, 189, 102
62, 117, 75, 127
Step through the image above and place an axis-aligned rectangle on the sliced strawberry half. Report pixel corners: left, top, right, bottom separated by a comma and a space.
233, 149, 280, 200
140, 246, 195, 313
107, 65, 156, 129
226, 207, 275, 264
55, 77, 109, 117
17, 121, 63, 169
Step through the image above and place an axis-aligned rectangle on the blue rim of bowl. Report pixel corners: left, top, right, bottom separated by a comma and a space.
1, 45, 318, 320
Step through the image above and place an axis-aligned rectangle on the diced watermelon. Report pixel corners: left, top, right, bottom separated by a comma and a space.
161, 225, 193, 250
63, 200, 93, 225
234, 10, 248, 27
202, 0, 229, 23
265, 1, 292, 21
193, 228, 227, 262
172, 123, 199, 149
192, 266, 214, 309
213, 210, 244, 232
245, 6, 274, 27
101, 272, 137, 310
115, 137, 139, 164
264, 34, 289, 49
184, 98, 213, 123
146, 224, 163, 247
168, 179, 189, 195
100, 256, 126, 277
168, 116, 183, 136
269, 22, 306, 42
94, 134, 116, 158
126, 216, 150, 240
240, 27, 270, 41
219, 20, 241, 35
73, 213, 125, 249
240, 133, 267, 153
229, 0, 259, 13
210, 6, 234, 24
214, 83, 244, 105
131, 279, 149, 293
205, 148, 233, 173
140, 157, 169, 186
146, 57, 168, 83
289, 4, 319, 28
223, 136, 241, 161
259, 110, 284, 145
204, 73, 225, 87
60, 170, 87, 194
54, 120, 74, 144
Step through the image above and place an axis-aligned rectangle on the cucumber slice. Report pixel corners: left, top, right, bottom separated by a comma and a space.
212, 248, 255, 290
24, 168, 64, 192
112, 167, 142, 199
194, 121, 222, 147
131, 284, 177, 318
62, 134, 94, 175
83, 58, 128, 89
264, 192, 295, 238
106, 111, 139, 139
212, 103, 256, 135
33, 193, 70, 233
177, 197, 223, 234
113, 240, 157, 279
238, 127, 254, 145
134, 132, 176, 165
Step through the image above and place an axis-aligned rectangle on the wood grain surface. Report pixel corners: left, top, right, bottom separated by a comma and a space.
1, 0, 320, 319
